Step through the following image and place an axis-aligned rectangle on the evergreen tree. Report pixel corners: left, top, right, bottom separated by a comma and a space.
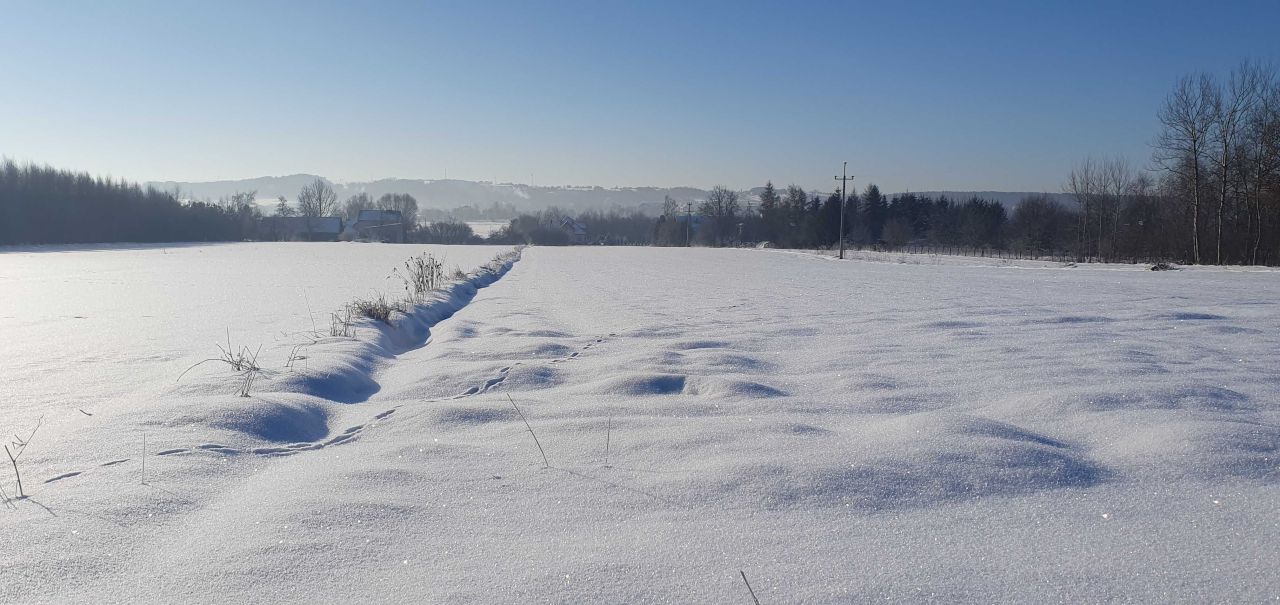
862, 184, 887, 243
758, 181, 781, 242
783, 185, 808, 247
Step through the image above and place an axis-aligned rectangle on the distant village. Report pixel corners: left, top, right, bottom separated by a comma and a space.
261, 209, 409, 243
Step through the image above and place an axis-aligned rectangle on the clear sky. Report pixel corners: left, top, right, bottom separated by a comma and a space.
2, 0, 1278, 193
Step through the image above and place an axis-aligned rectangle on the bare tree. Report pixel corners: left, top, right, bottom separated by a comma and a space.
297, 178, 337, 219
274, 195, 294, 217
1065, 157, 1098, 260
1065, 157, 1138, 261
219, 190, 257, 213
697, 185, 740, 245
376, 193, 419, 231
343, 192, 372, 222
1099, 156, 1135, 258
1209, 61, 1264, 263
1153, 73, 1218, 264
1239, 65, 1280, 264
661, 194, 680, 218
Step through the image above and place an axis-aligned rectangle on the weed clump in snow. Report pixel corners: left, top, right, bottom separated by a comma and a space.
348, 294, 403, 325
330, 307, 356, 338
177, 331, 262, 397
392, 252, 445, 304
333, 250, 517, 334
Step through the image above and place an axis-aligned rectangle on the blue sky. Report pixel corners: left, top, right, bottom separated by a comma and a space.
2, 0, 1277, 193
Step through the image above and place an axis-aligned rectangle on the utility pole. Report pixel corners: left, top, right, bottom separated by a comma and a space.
685, 202, 693, 247
834, 162, 854, 259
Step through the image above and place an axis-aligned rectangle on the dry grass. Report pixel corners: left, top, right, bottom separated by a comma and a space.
4, 416, 43, 501
349, 294, 403, 324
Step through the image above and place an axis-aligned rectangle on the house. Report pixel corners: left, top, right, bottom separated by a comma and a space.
259, 216, 344, 241
345, 209, 405, 243
560, 216, 588, 244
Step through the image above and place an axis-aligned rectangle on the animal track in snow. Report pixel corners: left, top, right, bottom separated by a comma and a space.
451, 364, 517, 398
41, 405, 405, 485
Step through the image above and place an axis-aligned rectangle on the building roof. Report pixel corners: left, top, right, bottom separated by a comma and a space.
355, 209, 402, 223
560, 216, 587, 236
263, 216, 343, 234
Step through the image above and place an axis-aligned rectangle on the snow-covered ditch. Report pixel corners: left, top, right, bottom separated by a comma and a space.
2, 245, 1278, 602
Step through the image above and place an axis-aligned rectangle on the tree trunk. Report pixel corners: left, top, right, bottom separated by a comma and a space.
1192, 161, 1202, 264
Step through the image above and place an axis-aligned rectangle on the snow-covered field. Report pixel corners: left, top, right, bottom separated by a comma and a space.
2, 245, 1278, 602
1, 243, 503, 432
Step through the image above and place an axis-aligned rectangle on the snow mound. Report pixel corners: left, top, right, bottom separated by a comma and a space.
1101, 419, 1280, 481
711, 414, 1104, 510
500, 365, 567, 390
585, 373, 786, 399
433, 403, 515, 426
1079, 384, 1258, 413
165, 397, 331, 444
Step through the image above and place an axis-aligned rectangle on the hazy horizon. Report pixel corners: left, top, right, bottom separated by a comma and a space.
3, 1, 1278, 193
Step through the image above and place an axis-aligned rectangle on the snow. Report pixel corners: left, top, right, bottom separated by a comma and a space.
2, 245, 1278, 602
0, 242, 503, 447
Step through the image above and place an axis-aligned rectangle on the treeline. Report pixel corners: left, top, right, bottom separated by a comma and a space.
655, 61, 1280, 265
653, 184, 1010, 250
484, 207, 653, 245
1143, 61, 1280, 265
0, 159, 253, 245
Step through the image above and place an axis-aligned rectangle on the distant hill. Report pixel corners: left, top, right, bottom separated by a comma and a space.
147, 175, 715, 216
147, 175, 1075, 216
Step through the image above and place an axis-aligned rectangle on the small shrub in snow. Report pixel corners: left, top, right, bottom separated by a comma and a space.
450, 266, 467, 281
1151, 262, 1179, 271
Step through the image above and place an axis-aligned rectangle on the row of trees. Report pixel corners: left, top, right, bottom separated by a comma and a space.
1146, 61, 1280, 265
487, 207, 652, 245
653, 61, 1280, 265
652, 183, 1010, 251
0, 159, 252, 245
1045, 61, 1280, 265
268, 178, 422, 232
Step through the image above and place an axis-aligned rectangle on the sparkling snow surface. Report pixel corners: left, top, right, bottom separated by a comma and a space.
2, 245, 1278, 602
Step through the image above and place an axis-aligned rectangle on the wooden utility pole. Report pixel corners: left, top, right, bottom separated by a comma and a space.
834, 162, 854, 259
685, 202, 693, 247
